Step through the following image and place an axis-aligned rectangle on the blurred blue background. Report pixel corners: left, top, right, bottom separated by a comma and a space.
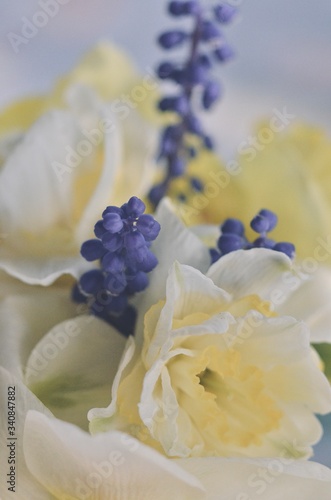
1, 0, 330, 466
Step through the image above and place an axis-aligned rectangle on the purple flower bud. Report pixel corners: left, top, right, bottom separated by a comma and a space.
102, 206, 123, 217
273, 242, 296, 259
210, 248, 221, 264
81, 239, 106, 261
259, 209, 278, 232
101, 232, 123, 252
79, 269, 104, 295
125, 232, 148, 263
168, 1, 199, 16
158, 30, 188, 49
148, 183, 168, 206
137, 250, 158, 272
253, 237, 275, 249
125, 196, 146, 217
126, 271, 149, 293
201, 20, 221, 41
157, 61, 176, 79
102, 253, 125, 274
106, 294, 128, 314
190, 177, 204, 192
214, 3, 237, 24
202, 81, 221, 109
169, 156, 186, 177
136, 214, 161, 241
103, 212, 124, 233
104, 272, 127, 294
185, 114, 203, 135
184, 61, 208, 85
203, 135, 214, 149
217, 233, 245, 255
159, 95, 189, 115
250, 214, 270, 234
94, 220, 107, 239
214, 45, 235, 63
221, 218, 245, 236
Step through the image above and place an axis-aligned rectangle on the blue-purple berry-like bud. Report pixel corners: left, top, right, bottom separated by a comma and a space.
102, 206, 123, 217
157, 61, 176, 79
203, 135, 214, 150
253, 237, 275, 249
201, 20, 221, 42
81, 239, 106, 261
169, 156, 186, 176
136, 214, 161, 240
202, 81, 221, 109
214, 3, 237, 24
168, 1, 199, 16
210, 248, 221, 264
105, 272, 127, 294
102, 253, 125, 274
79, 270, 104, 295
125, 196, 146, 217
159, 95, 189, 115
148, 183, 168, 206
274, 242, 296, 259
137, 251, 159, 272
185, 61, 208, 85
125, 232, 148, 264
103, 212, 124, 233
221, 218, 245, 236
185, 114, 203, 135
259, 209, 278, 232
126, 271, 149, 293
218, 233, 245, 255
158, 30, 188, 49
214, 45, 235, 62
190, 177, 204, 192
101, 232, 123, 252
250, 214, 270, 234
94, 220, 107, 238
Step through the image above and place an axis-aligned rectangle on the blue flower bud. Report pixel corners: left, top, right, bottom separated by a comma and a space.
157, 61, 176, 79
103, 212, 124, 233
214, 3, 237, 23
125, 196, 146, 217
81, 239, 106, 261
158, 30, 188, 49
210, 248, 221, 264
104, 272, 127, 294
125, 232, 148, 263
259, 209, 278, 232
148, 183, 168, 206
190, 177, 204, 191
158, 95, 189, 115
136, 214, 161, 240
253, 237, 275, 249
101, 232, 123, 252
185, 114, 203, 135
273, 242, 296, 259
137, 250, 158, 272
250, 214, 270, 234
217, 233, 245, 254
168, 1, 199, 16
102, 253, 125, 273
94, 220, 107, 238
202, 81, 221, 109
169, 156, 186, 177
126, 271, 149, 293
214, 45, 235, 62
79, 269, 104, 295
221, 218, 245, 236
201, 20, 221, 41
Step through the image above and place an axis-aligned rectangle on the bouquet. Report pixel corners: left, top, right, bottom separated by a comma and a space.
1, 2, 331, 498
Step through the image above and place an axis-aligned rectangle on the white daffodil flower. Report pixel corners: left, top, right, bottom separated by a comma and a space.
1, 368, 331, 500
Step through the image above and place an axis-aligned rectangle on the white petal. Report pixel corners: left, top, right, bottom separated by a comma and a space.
279, 265, 331, 343
207, 248, 293, 303
0, 288, 77, 379
178, 457, 331, 499
24, 411, 205, 500
25, 315, 126, 430
0, 367, 53, 499
134, 199, 211, 345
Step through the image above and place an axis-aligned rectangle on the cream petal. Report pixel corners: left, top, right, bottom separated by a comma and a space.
24, 411, 205, 500
0, 254, 91, 286
134, 199, 211, 345
178, 457, 331, 500
25, 315, 126, 430
207, 248, 293, 304
0, 367, 53, 499
88, 336, 136, 431
0, 288, 77, 380
279, 265, 331, 343
0, 110, 79, 234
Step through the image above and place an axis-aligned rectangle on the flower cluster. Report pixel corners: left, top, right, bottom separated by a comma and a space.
148, 1, 237, 206
73, 196, 160, 335
211, 208, 296, 263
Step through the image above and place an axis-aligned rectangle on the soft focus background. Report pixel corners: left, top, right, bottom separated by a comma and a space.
1, 0, 331, 464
